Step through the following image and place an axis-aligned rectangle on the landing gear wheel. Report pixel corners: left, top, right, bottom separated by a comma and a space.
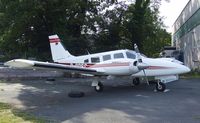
94, 82, 104, 92
132, 78, 140, 86
156, 82, 166, 92
68, 91, 85, 98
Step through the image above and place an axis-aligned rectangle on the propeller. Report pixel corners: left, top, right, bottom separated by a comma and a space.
134, 44, 149, 85
134, 44, 142, 63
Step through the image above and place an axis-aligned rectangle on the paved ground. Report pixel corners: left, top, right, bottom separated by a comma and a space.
0, 77, 200, 123
0, 67, 64, 78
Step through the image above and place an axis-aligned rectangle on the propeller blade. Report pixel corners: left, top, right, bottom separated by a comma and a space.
137, 63, 150, 70
134, 44, 139, 53
134, 44, 142, 63
134, 44, 149, 85
143, 69, 149, 85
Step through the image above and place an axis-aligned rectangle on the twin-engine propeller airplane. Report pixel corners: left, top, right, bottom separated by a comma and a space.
5, 35, 190, 92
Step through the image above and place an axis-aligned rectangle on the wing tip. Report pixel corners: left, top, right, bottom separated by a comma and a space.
5, 59, 34, 68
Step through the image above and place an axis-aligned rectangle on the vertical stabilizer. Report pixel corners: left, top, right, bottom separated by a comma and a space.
49, 35, 74, 62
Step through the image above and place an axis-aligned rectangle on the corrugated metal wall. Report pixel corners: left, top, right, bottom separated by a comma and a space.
172, 0, 200, 70
173, 0, 200, 32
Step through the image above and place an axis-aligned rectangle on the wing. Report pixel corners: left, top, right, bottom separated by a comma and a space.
4, 59, 101, 75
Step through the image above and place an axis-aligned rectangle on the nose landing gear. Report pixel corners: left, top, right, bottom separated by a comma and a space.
155, 81, 166, 92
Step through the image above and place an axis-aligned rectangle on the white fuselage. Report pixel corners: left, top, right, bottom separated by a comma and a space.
56, 49, 190, 76
4, 35, 191, 92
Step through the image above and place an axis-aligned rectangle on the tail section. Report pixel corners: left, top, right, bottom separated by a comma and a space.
49, 35, 74, 62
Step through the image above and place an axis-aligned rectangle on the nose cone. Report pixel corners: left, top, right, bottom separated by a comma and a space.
183, 65, 191, 73
177, 64, 191, 74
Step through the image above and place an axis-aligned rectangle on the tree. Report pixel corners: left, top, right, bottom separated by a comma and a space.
124, 0, 150, 51
123, 0, 171, 56
93, 2, 126, 52
0, 0, 103, 60
0, 0, 171, 60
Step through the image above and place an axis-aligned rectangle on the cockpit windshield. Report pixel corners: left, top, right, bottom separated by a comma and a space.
126, 51, 136, 59
140, 54, 147, 58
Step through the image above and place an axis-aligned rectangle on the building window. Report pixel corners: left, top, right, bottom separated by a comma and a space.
173, 7, 200, 40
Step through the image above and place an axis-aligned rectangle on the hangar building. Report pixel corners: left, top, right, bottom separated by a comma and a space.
172, 0, 200, 70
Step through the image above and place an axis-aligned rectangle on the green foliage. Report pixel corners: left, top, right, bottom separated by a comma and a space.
0, 102, 47, 123
125, 0, 150, 50
0, 102, 10, 110
123, 0, 171, 56
93, 3, 126, 52
0, 0, 171, 61
181, 70, 200, 78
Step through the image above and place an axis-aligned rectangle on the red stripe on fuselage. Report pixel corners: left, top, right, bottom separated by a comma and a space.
88, 63, 129, 68
55, 62, 175, 70
49, 38, 60, 43
147, 66, 175, 69
55, 62, 129, 68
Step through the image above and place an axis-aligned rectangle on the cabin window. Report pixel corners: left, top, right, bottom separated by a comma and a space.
84, 59, 89, 63
91, 57, 100, 63
103, 55, 111, 61
114, 53, 124, 59
126, 52, 136, 59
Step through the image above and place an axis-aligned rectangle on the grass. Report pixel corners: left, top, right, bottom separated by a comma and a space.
180, 71, 200, 79
0, 80, 6, 83
193, 115, 200, 120
0, 102, 47, 123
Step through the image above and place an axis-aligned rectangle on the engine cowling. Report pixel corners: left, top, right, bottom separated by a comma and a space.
129, 61, 140, 74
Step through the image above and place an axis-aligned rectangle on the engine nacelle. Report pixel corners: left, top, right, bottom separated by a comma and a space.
129, 61, 140, 74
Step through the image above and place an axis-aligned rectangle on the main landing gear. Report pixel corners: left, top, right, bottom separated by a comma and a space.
132, 77, 140, 86
92, 80, 104, 92
91, 78, 166, 92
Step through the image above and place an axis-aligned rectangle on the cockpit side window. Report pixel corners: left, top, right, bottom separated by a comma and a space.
103, 55, 111, 61
84, 59, 89, 63
114, 53, 124, 59
126, 52, 136, 59
91, 57, 100, 63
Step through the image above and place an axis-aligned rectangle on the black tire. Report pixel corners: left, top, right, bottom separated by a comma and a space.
94, 82, 103, 92
68, 91, 85, 98
132, 78, 140, 86
156, 82, 166, 92
46, 78, 55, 81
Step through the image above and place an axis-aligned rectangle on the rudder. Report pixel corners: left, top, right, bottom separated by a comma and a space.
49, 35, 74, 62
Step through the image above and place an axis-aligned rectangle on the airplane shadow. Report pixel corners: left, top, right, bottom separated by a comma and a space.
2, 77, 200, 123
